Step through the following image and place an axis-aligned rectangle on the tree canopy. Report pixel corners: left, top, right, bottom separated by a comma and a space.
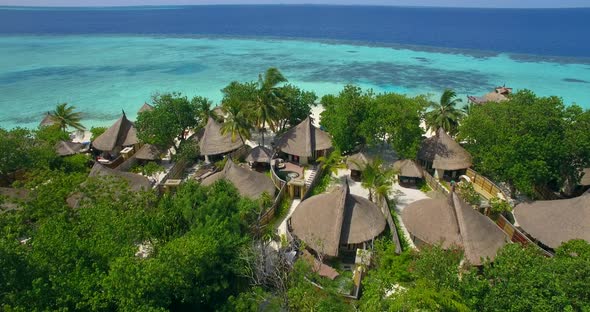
320, 85, 426, 158
459, 90, 590, 197
136, 92, 209, 152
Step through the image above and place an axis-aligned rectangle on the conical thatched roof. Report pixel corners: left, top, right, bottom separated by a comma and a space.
393, 159, 423, 178
88, 163, 151, 192
346, 152, 372, 171
67, 163, 152, 208
514, 191, 590, 249
55, 140, 84, 156
135, 144, 163, 161
199, 117, 244, 156
137, 103, 153, 114
290, 182, 386, 257
245, 146, 273, 163
200, 160, 276, 199
580, 168, 590, 186
275, 117, 332, 157
418, 128, 472, 171
92, 112, 138, 152
402, 193, 508, 265
39, 112, 55, 128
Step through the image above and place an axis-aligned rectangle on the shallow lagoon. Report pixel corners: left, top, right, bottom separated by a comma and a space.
1, 35, 589, 128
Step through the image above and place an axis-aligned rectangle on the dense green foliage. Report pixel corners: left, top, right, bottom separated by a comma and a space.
361, 239, 590, 312
0, 125, 88, 177
320, 85, 426, 157
221, 68, 317, 145
136, 92, 210, 152
0, 177, 261, 311
3, 74, 590, 311
459, 90, 590, 197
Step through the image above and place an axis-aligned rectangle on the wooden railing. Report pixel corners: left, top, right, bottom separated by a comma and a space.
259, 183, 288, 226
496, 214, 553, 257
423, 170, 450, 195
377, 196, 402, 254
270, 163, 287, 189
302, 164, 324, 200
465, 168, 510, 200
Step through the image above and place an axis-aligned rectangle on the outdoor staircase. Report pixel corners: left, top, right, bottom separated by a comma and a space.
305, 166, 318, 186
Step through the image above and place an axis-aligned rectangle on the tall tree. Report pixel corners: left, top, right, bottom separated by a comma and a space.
220, 100, 253, 144
360, 157, 395, 203
49, 103, 85, 132
424, 89, 463, 135
252, 67, 288, 146
136, 92, 207, 152
361, 93, 427, 159
459, 90, 590, 197
320, 85, 371, 153
275, 84, 318, 132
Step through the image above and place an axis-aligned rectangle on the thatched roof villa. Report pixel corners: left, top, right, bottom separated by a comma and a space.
67, 163, 151, 208
468, 86, 512, 105
393, 159, 424, 184
199, 117, 244, 158
92, 112, 138, 155
201, 159, 276, 199
137, 103, 153, 114
418, 128, 472, 180
289, 182, 386, 258
55, 140, 85, 157
580, 168, 590, 186
346, 151, 372, 181
88, 163, 151, 192
514, 191, 590, 250
134, 144, 163, 161
274, 116, 332, 165
402, 193, 509, 265
246, 145, 273, 164
39, 112, 56, 128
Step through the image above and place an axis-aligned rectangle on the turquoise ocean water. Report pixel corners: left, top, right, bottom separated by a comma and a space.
1, 35, 590, 129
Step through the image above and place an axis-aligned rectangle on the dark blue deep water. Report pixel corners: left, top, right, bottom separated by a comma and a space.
1, 5, 589, 58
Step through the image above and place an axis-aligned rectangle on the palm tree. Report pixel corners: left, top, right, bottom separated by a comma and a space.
49, 103, 85, 132
424, 89, 463, 135
361, 157, 395, 203
317, 149, 346, 176
251, 67, 287, 146
220, 100, 253, 144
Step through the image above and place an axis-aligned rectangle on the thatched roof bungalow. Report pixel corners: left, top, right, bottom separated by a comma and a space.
199, 117, 244, 157
580, 168, 590, 186
137, 103, 153, 114
274, 117, 332, 165
134, 144, 163, 161
468, 86, 512, 105
55, 140, 85, 157
201, 160, 276, 199
514, 191, 590, 250
393, 159, 423, 184
402, 193, 509, 265
67, 163, 151, 208
245, 146, 273, 164
346, 151, 372, 181
418, 128, 472, 179
289, 182, 386, 257
92, 112, 138, 155
39, 112, 55, 128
